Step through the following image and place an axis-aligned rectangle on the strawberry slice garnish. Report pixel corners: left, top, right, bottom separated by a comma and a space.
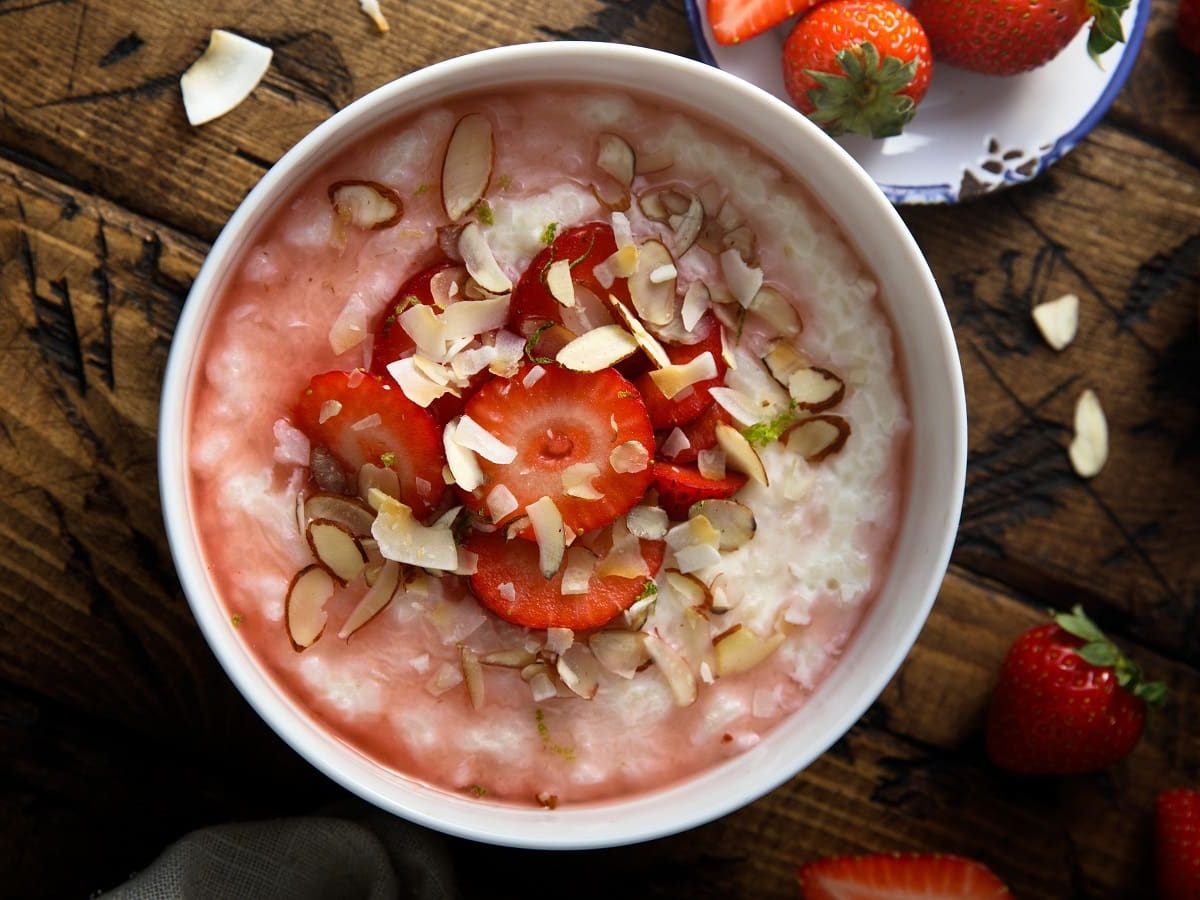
664, 402, 734, 464
1157, 789, 1200, 900
293, 370, 446, 518
650, 460, 746, 520
708, 0, 822, 45
465, 526, 664, 630
460, 364, 655, 537
636, 313, 728, 430
797, 853, 1010, 899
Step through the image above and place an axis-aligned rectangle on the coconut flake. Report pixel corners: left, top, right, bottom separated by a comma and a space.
441, 295, 511, 342
522, 365, 547, 389
562, 462, 604, 500
649, 351, 718, 400
527, 496, 565, 578
180, 30, 273, 126
458, 223, 511, 294
486, 484, 519, 522
498, 582, 517, 604
545, 627, 575, 655
626, 505, 669, 540
661, 427, 692, 460
609, 440, 650, 473
273, 419, 310, 466
561, 546, 597, 595
697, 447, 727, 481
329, 291, 373, 355
318, 400, 343, 425
371, 492, 458, 571
488, 329, 526, 377
681, 282, 710, 333
443, 419, 485, 492
398, 304, 447, 360
1068, 389, 1108, 478
426, 662, 464, 696
350, 413, 383, 432
387, 357, 455, 408
720, 248, 763, 307
454, 415, 517, 464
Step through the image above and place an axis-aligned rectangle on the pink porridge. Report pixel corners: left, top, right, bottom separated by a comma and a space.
186, 87, 910, 807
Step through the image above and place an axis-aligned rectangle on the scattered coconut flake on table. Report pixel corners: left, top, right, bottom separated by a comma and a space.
1068, 388, 1108, 478
359, 0, 389, 33
1032, 293, 1080, 351
180, 30, 273, 126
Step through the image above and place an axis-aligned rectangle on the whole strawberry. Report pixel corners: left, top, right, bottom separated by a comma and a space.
910, 0, 1131, 76
1157, 789, 1200, 900
782, 0, 933, 139
985, 605, 1166, 774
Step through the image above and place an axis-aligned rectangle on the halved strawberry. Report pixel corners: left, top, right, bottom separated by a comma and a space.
465, 526, 664, 630
460, 364, 655, 537
650, 460, 746, 520
293, 370, 446, 518
797, 853, 1010, 900
708, 0, 822, 45
635, 313, 727, 429
666, 402, 734, 465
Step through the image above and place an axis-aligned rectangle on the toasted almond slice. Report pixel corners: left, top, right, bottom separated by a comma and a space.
338, 558, 401, 639
306, 519, 368, 584
708, 574, 738, 614
1068, 389, 1107, 478
546, 259, 576, 307
715, 423, 768, 486
716, 200, 744, 230
442, 113, 494, 222
561, 546, 598, 595
720, 248, 763, 307
1033, 292, 1080, 351
749, 287, 803, 338
460, 645, 485, 710
557, 645, 601, 700
764, 339, 811, 385
681, 282, 710, 334
304, 493, 376, 537
359, 0, 389, 31
589, 631, 649, 679
521, 663, 560, 702
527, 496, 565, 578
713, 624, 785, 677
285, 565, 334, 651
635, 147, 674, 175
649, 351, 718, 400
457, 223, 511, 294
596, 133, 636, 188
697, 447, 727, 482
689, 499, 755, 550
427, 662, 464, 696
591, 181, 631, 213
441, 295, 511, 341
786, 415, 851, 463
443, 418, 485, 492
328, 180, 403, 230
480, 648, 537, 668
455, 414, 517, 464
661, 190, 690, 216
664, 570, 711, 608
626, 505, 669, 540
628, 240, 677, 326
609, 296, 672, 368
562, 462, 604, 500
371, 493, 459, 571
180, 30, 272, 126
610, 440, 650, 474
556, 324, 639, 372
638, 190, 669, 222
644, 634, 697, 706
671, 195, 704, 256
789, 366, 845, 412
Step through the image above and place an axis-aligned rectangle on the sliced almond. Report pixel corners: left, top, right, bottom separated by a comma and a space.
527, 496, 565, 578
556, 324, 639, 372
624, 594, 656, 630
788, 366, 845, 412
697, 447, 727, 482
609, 296, 671, 368
546, 258, 576, 307
649, 351, 718, 400
680, 282, 710, 333
786, 415, 851, 463
635, 146, 674, 175
521, 662, 560, 702
443, 418, 486, 493
460, 644, 485, 710
708, 574, 738, 614
590, 181, 632, 213
715, 423, 768, 486
764, 339, 811, 385
1068, 389, 1107, 478
442, 113, 494, 222
371, 493, 459, 571
664, 570, 711, 608
480, 648, 537, 668
338, 558, 401, 639
661, 190, 690, 216
457, 223, 511, 294
749, 287, 803, 338
304, 493, 376, 537
609, 440, 650, 474
180, 30, 272, 126
589, 630, 649, 679
638, 190, 669, 221
562, 462, 603, 500
713, 624, 785, 677
556, 645, 601, 700
628, 240, 677, 326
1033, 292, 1080, 351
626, 505, 669, 540
720, 249, 763, 308
644, 633, 697, 706
306, 519, 368, 584
455, 414, 517, 464
671, 195, 704, 257
596, 133, 636, 188
722, 225, 757, 264
328, 180, 403, 230
688, 499, 755, 551
561, 546, 598, 595
441, 295, 511, 341
360, 0, 390, 32
284, 565, 334, 651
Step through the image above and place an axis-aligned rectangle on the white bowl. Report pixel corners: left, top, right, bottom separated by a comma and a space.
159, 42, 966, 849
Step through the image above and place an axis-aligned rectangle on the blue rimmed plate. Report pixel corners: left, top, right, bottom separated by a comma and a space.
684, 0, 1149, 204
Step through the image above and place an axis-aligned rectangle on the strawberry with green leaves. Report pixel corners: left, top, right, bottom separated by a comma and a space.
910, 0, 1131, 76
1157, 789, 1200, 900
985, 605, 1166, 774
797, 852, 1010, 899
708, 0, 823, 45
782, 0, 932, 139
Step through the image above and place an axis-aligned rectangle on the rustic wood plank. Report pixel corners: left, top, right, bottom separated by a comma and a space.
902, 122, 1200, 661
0, 0, 692, 243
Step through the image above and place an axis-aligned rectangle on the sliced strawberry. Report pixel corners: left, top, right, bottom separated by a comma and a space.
465, 526, 664, 630
635, 313, 727, 429
508, 222, 632, 335
797, 853, 1010, 900
708, 0, 822, 45
650, 460, 746, 520
667, 402, 734, 464
293, 370, 445, 518
460, 364, 654, 536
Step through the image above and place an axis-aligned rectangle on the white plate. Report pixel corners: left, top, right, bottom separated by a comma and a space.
685, 0, 1149, 203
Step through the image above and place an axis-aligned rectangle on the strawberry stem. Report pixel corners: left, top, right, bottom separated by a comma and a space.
1052, 605, 1167, 707
804, 41, 917, 140
1085, 0, 1130, 65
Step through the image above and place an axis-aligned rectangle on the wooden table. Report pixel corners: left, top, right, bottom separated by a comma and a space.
2, 2, 1197, 897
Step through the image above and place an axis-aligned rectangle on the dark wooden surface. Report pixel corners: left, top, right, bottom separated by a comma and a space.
1, 1, 1197, 897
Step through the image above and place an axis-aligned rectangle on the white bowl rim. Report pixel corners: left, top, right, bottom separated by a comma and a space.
159, 40, 967, 850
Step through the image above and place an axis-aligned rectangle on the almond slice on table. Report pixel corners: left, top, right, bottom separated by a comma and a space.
628, 240, 677, 326
1068, 389, 1108, 478
713, 624, 785, 677
285, 565, 335, 651
306, 519, 368, 584
788, 366, 845, 412
715, 423, 768, 486
786, 415, 851, 463
442, 113, 494, 222
180, 30, 273, 126
338, 558, 401, 639
589, 630, 650, 679
359, 0, 389, 32
644, 634, 698, 706
304, 493, 376, 537
596, 133, 636, 188
556, 324, 639, 372
328, 180, 404, 230
527, 496, 566, 578
688, 499, 755, 551
1032, 293, 1080, 351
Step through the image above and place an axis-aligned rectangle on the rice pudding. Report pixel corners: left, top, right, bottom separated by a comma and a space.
187, 86, 910, 806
